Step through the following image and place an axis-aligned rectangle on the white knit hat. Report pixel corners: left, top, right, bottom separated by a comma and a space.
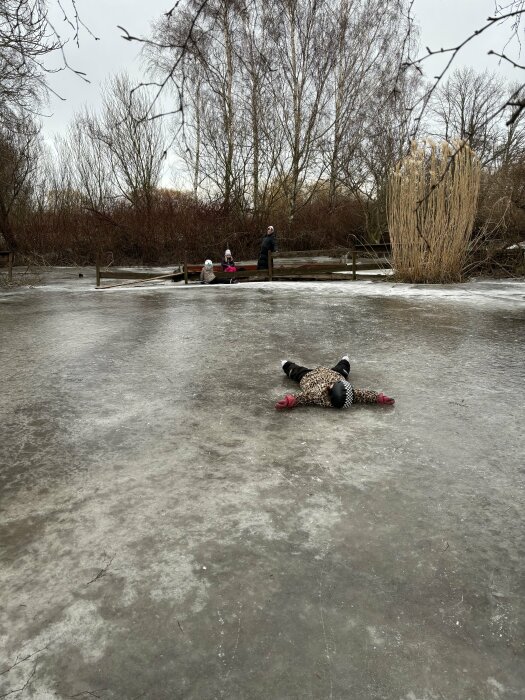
204, 259, 213, 269
225, 249, 232, 257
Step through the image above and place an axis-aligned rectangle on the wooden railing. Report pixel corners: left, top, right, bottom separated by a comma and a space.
267, 248, 391, 281
95, 245, 391, 288
95, 258, 185, 288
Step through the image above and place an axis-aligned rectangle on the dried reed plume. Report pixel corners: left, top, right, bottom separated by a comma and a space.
387, 140, 481, 283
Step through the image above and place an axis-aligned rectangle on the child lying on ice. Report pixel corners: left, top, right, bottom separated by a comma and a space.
276, 356, 395, 410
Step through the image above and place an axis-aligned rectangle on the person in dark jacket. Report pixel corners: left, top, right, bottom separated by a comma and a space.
257, 225, 277, 269
275, 355, 395, 409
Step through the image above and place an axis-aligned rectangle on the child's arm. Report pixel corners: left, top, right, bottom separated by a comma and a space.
353, 389, 395, 405
275, 387, 332, 409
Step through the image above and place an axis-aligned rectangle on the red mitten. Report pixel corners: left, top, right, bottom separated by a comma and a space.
377, 393, 395, 405
275, 394, 297, 410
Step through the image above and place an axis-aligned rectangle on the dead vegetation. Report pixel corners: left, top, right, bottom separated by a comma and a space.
388, 140, 481, 283
7, 191, 367, 266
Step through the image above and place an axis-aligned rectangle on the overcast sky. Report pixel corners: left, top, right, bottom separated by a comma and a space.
42, 0, 522, 180
414, 0, 521, 81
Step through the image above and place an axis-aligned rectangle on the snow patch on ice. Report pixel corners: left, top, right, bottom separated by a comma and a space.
6, 271, 522, 309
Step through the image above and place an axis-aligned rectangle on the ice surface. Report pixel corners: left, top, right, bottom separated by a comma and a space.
0, 267, 524, 699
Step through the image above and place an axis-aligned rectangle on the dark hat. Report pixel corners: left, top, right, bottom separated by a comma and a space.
329, 380, 354, 409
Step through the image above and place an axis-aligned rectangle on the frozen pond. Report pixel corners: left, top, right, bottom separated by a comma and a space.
1, 268, 524, 699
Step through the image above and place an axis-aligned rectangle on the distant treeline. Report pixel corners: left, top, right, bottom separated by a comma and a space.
0, 0, 524, 270
11, 188, 368, 265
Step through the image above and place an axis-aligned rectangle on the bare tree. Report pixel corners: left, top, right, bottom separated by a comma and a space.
125, 1, 525, 150
354, 73, 419, 240
52, 116, 112, 213
147, 1, 250, 212
265, 0, 335, 223
85, 74, 168, 213
497, 83, 525, 166
198, 1, 245, 213
235, 1, 282, 217
144, 6, 206, 199
323, 0, 416, 213
429, 68, 507, 166
403, 0, 525, 137
0, 0, 95, 115
0, 115, 41, 250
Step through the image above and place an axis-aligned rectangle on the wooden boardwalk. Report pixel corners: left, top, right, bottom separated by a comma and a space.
95, 246, 391, 288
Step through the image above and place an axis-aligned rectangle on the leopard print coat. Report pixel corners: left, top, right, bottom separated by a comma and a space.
293, 367, 379, 408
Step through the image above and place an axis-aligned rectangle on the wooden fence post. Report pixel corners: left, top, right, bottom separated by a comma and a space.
352, 250, 357, 280
8, 252, 13, 282
269, 251, 273, 281
183, 252, 189, 285
96, 254, 100, 287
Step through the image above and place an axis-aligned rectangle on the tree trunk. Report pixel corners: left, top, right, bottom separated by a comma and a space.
0, 201, 18, 251
222, 13, 235, 215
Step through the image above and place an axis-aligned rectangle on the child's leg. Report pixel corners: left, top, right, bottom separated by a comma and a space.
283, 361, 312, 383
331, 357, 350, 378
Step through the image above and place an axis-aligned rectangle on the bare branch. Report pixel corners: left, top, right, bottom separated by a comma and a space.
0, 0, 97, 112
402, 7, 525, 138
488, 49, 525, 70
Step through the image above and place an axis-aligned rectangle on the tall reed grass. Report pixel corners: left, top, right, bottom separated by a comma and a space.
388, 140, 481, 283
